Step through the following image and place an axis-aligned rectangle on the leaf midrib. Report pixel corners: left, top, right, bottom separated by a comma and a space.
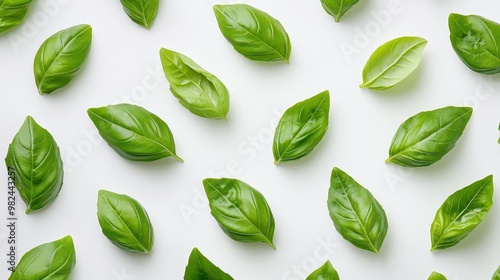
138, 0, 149, 28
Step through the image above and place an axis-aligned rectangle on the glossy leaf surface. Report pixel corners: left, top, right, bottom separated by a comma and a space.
97, 190, 154, 253
273, 90, 329, 164
8, 236, 76, 280
0, 0, 34, 34
203, 178, 276, 248
449, 13, 500, 74
328, 167, 388, 253
119, 0, 159, 28
386, 106, 472, 167
431, 175, 494, 251
213, 4, 291, 62
305, 260, 340, 280
34, 24, 92, 94
87, 103, 182, 162
360, 36, 427, 89
320, 0, 359, 22
5, 116, 64, 213
184, 248, 234, 280
160, 48, 230, 120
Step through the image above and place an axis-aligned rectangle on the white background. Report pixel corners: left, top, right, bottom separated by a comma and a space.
1, 0, 500, 279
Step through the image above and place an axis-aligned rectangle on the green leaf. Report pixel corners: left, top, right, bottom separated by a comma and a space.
87, 103, 183, 162
305, 260, 340, 280
34, 24, 92, 94
8, 235, 76, 280
97, 190, 154, 254
0, 0, 34, 34
203, 178, 276, 248
449, 13, 500, 74
273, 90, 329, 164
119, 0, 159, 29
498, 123, 500, 144
184, 248, 234, 280
213, 4, 292, 63
492, 265, 500, 280
159, 48, 230, 120
386, 106, 472, 167
428, 271, 447, 280
431, 175, 494, 251
327, 167, 388, 253
360, 36, 427, 90
320, 0, 359, 22
5, 116, 64, 214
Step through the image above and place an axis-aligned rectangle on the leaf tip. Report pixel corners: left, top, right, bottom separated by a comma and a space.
213, 4, 222, 13
86, 107, 97, 117
37, 86, 48, 95
62, 235, 74, 244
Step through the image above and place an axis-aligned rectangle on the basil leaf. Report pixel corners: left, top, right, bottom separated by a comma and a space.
360, 36, 427, 90
5, 116, 64, 214
449, 13, 500, 74
493, 266, 500, 280
431, 175, 494, 251
9, 235, 76, 280
328, 167, 388, 253
428, 272, 447, 280
305, 260, 340, 280
386, 106, 472, 167
273, 90, 329, 164
87, 103, 182, 162
97, 190, 154, 254
34, 24, 92, 94
213, 4, 292, 63
498, 123, 500, 144
203, 178, 276, 248
119, 0, 159, 29
159, 48, 230, 120
0, 0, 34, 34
320, 0, 359, 22
184, 248, 234, 280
